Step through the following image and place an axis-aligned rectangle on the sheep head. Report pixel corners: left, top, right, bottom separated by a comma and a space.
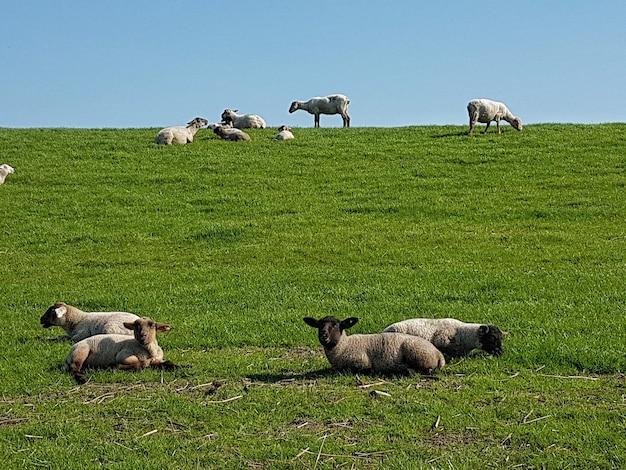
0, 164, 14, 174
511, 118, 523, 131
478, 325, 506, 356
288, 102, 299, 113
303, 316, 358, 349
221, 109, 238, 123
187, 117, 208, 129
123, 317, 171, 346
40, 302, 69, 328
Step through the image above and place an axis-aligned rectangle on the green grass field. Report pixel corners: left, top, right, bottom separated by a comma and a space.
1, 124, 625, 468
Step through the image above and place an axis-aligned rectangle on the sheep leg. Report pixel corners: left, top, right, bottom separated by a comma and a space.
314, 114, 320, 128
66, 344, 91, 384
118, 356, 144, 370
151, 359, 180, 370
483, 121, 491, 134
496, 118, 502, 134
469, 120, 475, 134
343, 114, 350, 128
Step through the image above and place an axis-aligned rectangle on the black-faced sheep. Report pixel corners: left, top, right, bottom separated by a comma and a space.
289, 94, 350, 128
274, 125, 295, 140
304, 316, 445, 375
383, 318, 507, 358
154, 117, 208, 144
65, 316, 177, 384
208, 123, 251, 141
467, 99, 522, 134
40, 302, 140, 342
0, 164, 14, 185
220, 109, 266, 129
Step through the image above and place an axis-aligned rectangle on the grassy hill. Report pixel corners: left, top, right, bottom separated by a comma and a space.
1, 124, 625, 468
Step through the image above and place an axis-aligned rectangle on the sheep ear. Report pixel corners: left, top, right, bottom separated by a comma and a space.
303, 317, 318, 328
478, 325, 489, 336
233, 109, 238, 113
341, 317, 359, 330
123, 321, 136, 330
156, 323, 171, 333
55, 306, 67, 318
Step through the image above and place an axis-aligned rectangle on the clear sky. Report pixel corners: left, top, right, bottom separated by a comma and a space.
1, 1, 625, 128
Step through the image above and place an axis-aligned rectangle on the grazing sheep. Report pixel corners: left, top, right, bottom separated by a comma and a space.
40, 302, 140, 342
467, 99, 522, 134
383, 318, 507, 358
303, 316, 445, 375
0, 164, 14, 185
220, 109, 266, 129
208, 122, 251, 141
65, 316, 177, 384
289, 94, 350, 128
154, 117, 208, 144
274, 125, 295, 140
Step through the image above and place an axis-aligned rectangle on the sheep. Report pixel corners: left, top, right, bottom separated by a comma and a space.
40, 302, 140, 342
65, 316, 177, 384
154, 117, 208, 144
274, 125, 295, 140
303, 316, 445, 375
220, 109, 266, 129
289, 94, 350, 128
0, 164, 14, 185
467, 99, 522, 134
382, 318, 507, 358
208, 122, 251, 141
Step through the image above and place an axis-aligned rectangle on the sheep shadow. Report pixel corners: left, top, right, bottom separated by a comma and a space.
431, 130, 470, 138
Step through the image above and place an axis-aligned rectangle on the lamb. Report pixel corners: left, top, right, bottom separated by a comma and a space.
220, 109, 266, 129
383, 318, 507, 358
154, 117, 208, 144
274, 125, 295, 140
40, 302, 140, 342
65, 316, 177, 384
289, 94, 350, 128
467, 99, 522, 134
0, 164, 14, 185
303, 316, 445, 375
208, 122, 251, 141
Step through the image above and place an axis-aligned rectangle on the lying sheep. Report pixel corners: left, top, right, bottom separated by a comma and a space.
65, 316, 177, 384
40, 302, 140, 342
467, 99, 522, 134
220, 109, 266, 129
383, 318, 507, 358
274, 125, 295, 140
154, 117, 208, 144
304, 316, 445, 375
0, 164, 14, 185
289, 94, 350, 128
208, 122, 251, 141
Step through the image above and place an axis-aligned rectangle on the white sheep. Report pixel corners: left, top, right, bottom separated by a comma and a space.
274, 125, 295, 140
208, 122, 251, 141
220, 109, 266, 129
289, 94, 350, 128
65, 316, 177, 384
40, 302, 140, 342
467, 99, 522, 134
154, 117, 208, 145
304, 316, 445, 375
383, 318, 507, 358
0, 164, 15, 185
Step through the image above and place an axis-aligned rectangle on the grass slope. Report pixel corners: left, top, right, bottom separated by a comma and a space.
1, 125, 625, 468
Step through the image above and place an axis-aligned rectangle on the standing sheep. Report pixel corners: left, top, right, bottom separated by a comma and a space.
40, 302, 140, 342
0, 164, 14, 185
467, 99, 522, 134
274, 125, 295, 140
383, 318, 507, 358
304, 316, 445, 375
289, 94, 350, 128
220, 109, 266, 129
154, 117, 208, 145
208, 123, 251, 141
65, 316, 177, 384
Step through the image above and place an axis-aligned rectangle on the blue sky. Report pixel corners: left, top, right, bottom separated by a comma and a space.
1, 1, 625, 128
